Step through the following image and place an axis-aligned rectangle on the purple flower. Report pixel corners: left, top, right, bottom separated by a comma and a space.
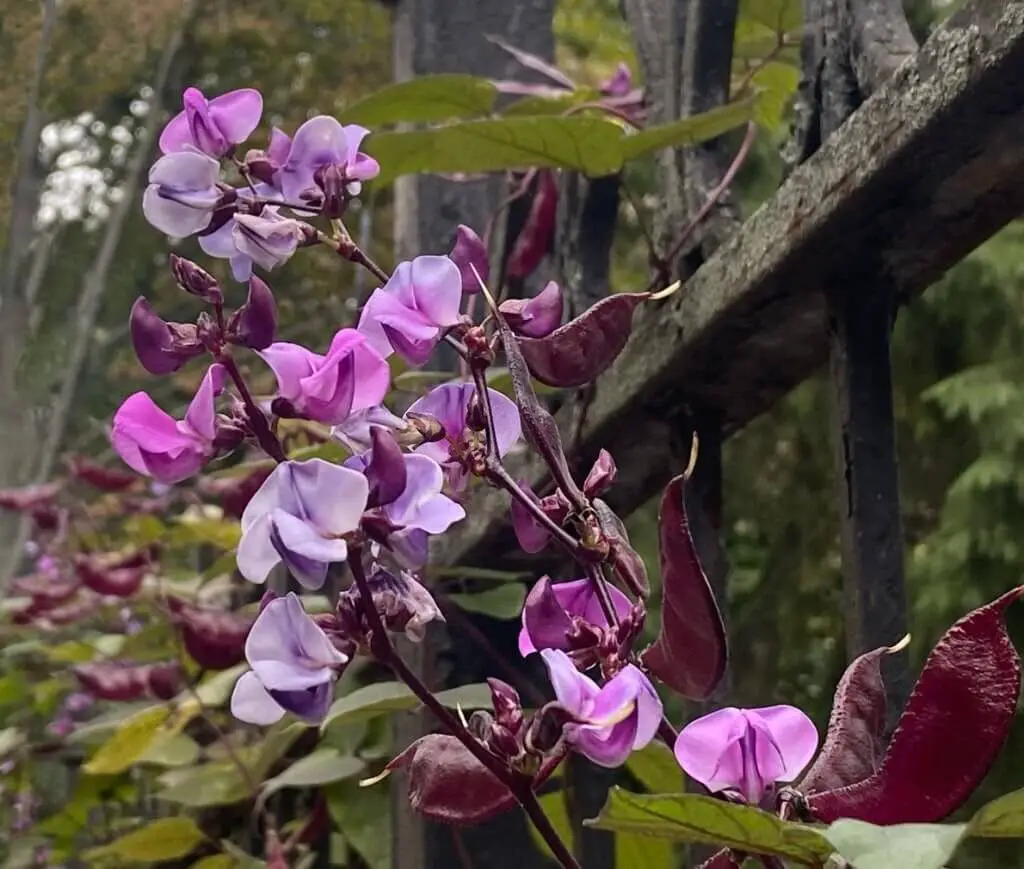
518, 576, 634, 656
357, 256, 464, 365
332, 405, 409, 454
230, 592, 346, 725
198, 205, 300, 282
499, 280, 563, 338
276, 116, 380, 202
160, 87, 263, 158
142, 150, 222, 237
600, 63, 633, 97
404, 382, 521, 491
673, 705, 819, 805
346, 439, 466, 568
237, 459, 369, 589
129, 297, 204, 376
448, 224, 489, 294
259, 329, 390, 425
540, 649, 662, 768
112, 364, 225, 484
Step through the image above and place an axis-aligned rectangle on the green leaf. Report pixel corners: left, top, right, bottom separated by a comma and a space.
0, 727, 25, 759
285, 440, 350, 464
83, 706, 171, 775
620, 99, 754, 162
625, 742, 684, 793
751, 62, 800, 131
367, 116, 624, 185
970, 787, 1024, 836
195, 663, 247, 708
172, 515, 241, 550
824, 820, 967, 869
616, 830, 676, 869
430, 565, 530, 583
587, 788, 833, 863
322, 680, 492, 729
84, 817, 206, 863
261, 749, 365, 797
528, 790, 574, 863
447, 584, 526, 619
157, 762, 251, 807
138, 732, 201, 768
502, 89, 601, 117
66, 701, 153, 745
327, 781, 392, 869
339, 74, 497, 127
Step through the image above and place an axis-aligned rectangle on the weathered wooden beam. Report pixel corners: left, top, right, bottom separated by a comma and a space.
435, 0, 1024, 575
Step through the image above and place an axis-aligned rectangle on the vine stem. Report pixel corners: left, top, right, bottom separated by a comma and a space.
347, 548, 580, 869
218, 353, 287, 463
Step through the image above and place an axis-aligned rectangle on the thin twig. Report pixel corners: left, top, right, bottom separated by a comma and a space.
218, 354, 287, 463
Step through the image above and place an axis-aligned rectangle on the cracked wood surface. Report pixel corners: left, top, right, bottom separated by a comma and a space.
435, 0, 1024, 572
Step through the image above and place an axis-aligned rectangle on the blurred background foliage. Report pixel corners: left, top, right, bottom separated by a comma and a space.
0, 0, 1022, 865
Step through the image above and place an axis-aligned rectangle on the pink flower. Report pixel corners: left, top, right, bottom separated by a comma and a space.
518, 576, 634, 655
673, 706, 819, 804
276, 116, 380, 202
159, 87, 263, 158
111, 365, 225, 484
259, 329, 390, 425
541, 649, 662, 768
357, 256, 464, 365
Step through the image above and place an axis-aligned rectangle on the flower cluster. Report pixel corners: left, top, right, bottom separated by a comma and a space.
103, 84, 825, 845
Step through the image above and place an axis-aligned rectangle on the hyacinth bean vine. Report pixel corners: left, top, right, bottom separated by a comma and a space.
1, 73, 1024, 869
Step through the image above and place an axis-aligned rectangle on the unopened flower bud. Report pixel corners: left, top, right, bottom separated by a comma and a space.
583, 449, 617, 498
465, 392, 487, 433
487, 678, 524, 734
226, 276, 277, 350
364, 427, 408, 508
313, 163, 349, 219
498, 281, 563, 338
66, 456, 137, 493
449, 224, 490, 294
403, 411, 446, 444
600, 62, 633, 97
243, 148, 277, 185
195, 311, 221, 350
169, 254, 222, 304
129, 297, 204, 375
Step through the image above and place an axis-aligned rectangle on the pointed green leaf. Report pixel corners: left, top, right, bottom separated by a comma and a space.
195, 663, 247, 708
157, 762, 251, 807
824, 820, 967, 869
587, 788, 833, 863
447, 584, 526, 620
327, 780, 392, 869
502, 89, 602, 117
338, 74, 497, 127
751, 62, 800, 131
615, 830, 676, 869
138, 732, 201, 768
970, 787, 1024, 837
322, 681, 492, 729
625, 742, 684, 794
190, 857, 237, 869
432, 683, 494, 711
84, 817, 206, 863
367, 116, 624, 185
261, 749, 365, 796
620, 99, 755, 162
83, 706, 171, 775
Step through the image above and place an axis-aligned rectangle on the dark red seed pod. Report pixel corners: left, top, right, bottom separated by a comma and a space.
506, 170, 558, 281
198, 465, 273, 519
66, 456, 138, 492
168, 597, 253, 671
808, 587, 1024, 824
0, 482, 62, 511
145, 661, 184, 700
73, 662, 148, 702
74, 554, 147, 598
45, 597, 99, 626
11, 574, 79, 606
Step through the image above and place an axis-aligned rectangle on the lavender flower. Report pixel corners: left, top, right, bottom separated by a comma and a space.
540, 649, 662, 768
198, 205, 300, 282
357, 256, 465, 365
673, 705, 819, 804
276, 116, 380, 202
230, 592, 346, 725
112, 364, 225, 484
448, 225, 490, 294
499, 280, 563, 338
404, 382, 521, 491
159, 87, 264, 158
237, 459, 369, 589
142, 150, 222, 237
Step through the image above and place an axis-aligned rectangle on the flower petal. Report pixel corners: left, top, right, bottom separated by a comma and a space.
270, 509, 348, 588
246, 593, 333, 690
230, 671, 285, 725
142, 186, 215, 237
751, 705, 819, 783
673, 707, 748, 795
407, 256, 464, 327
519, 576, 574, 656
183, 364, 225, 441
236, 513, 281, 584
540, 648, 597, 717
259, 342, 320, 401
208, 88, 264, 146
288, 459, 369, 537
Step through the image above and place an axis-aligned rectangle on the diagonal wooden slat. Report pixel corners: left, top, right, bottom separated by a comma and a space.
436, 0, 1024, 570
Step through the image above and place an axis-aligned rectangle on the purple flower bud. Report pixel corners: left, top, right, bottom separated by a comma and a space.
498, 280, 563, 338
600, 63, 633, 97
510, 481, 551, 554
674, 706, 819, 804
169, 254, 222, 304
129, 297, 204, 376
487, 678, 524, 734
339, 567, 444, 643
232, 210, 302, 274
226, 276, 277, 350
160, 87, 264, 158
363, 427, 408, 508
583, 449, 617, 497
448, 225, 490, 294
